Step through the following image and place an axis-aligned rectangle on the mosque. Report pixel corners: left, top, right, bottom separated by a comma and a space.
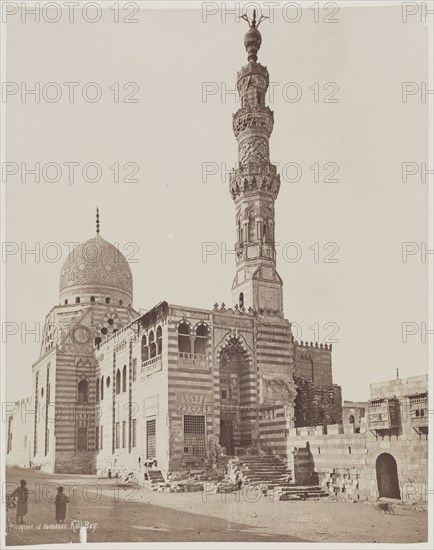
6, 16, 427, 505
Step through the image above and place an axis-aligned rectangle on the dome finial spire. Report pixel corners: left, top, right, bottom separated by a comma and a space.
96, 207, 100, 234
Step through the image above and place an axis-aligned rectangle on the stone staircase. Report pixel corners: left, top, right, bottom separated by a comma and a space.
237, 455, 328, 500
146, 470, 165, 486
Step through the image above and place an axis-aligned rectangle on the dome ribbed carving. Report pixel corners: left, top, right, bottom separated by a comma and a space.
59, 234, 133, 297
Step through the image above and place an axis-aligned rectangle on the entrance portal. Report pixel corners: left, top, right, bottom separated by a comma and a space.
220, 421, 234, 455
376, 452, 401, 499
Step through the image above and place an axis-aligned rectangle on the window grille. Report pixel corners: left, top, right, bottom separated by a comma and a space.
183, 415, 206, 457
115, 422, 120, 449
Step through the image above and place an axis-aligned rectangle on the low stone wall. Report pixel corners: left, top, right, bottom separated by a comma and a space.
287, 422, 428, 504
288, 426, 367, 500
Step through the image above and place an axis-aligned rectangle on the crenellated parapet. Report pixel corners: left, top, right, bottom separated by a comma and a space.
295, 340, 333, 351
294, 340, 333, 386
213, 302, 255, 316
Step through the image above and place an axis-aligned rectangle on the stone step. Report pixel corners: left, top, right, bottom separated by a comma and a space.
241, 464, 291, 470
235, 455, 293, 490
241, 469, 289, 476
147, 470, 165, 484
248, 483, 294, 489
244, 475, 291, 481
241, 460, 285, 465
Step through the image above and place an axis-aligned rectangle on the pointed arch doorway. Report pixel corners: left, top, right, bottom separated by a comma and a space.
376, 453, 401, 499
218, 336, 252, 454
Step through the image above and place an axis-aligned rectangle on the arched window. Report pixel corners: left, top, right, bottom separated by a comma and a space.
96, 378, 100, 401
248, 217, 255, 242
64, 299, 68, 305
178, 323, 191, 353
349, 415, 355, 424
100, 376, 104, 400
95, 337, 102, 348
122, 365, 127, 392
77, 379, 88, 403
75, 297, 80, 304
106, 376, 110, 388
195, 324, 208, 355
141, 335, 149, 362
90, 296, 95, 302
119, 300, 123, 306
239, 293, 244, 308
157, 326, 162, 355
105, 297, 110, 304
115, 369, 121, 394
149, 331, 157, 359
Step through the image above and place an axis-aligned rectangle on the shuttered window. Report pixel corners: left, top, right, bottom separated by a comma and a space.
132, 419, 137, 447
122, 421, 126, 448
146, 419, 156, 459
115, 422, 120, 449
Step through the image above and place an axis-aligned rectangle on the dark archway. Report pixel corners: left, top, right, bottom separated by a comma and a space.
218, 337, 251, 454
376, 453, 401, 499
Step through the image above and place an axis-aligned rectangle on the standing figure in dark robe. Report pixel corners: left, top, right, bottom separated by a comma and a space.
55, 487, 69, 523
10, 479, 28, 524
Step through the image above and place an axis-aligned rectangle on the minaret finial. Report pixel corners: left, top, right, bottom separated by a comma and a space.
241, 9, 268, 29
96, 207, 100, 234
241, 10, 268, 63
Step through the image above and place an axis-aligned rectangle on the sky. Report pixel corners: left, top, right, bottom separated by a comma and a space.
3, 3, 430, 403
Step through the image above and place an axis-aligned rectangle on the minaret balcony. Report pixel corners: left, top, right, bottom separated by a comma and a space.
229, 162, 280, 200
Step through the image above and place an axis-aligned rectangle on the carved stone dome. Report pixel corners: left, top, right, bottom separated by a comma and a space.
59, 234, 133, 305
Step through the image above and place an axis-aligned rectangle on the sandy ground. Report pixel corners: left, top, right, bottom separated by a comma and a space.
5, 467, 428, 544
131, 484, 428, 544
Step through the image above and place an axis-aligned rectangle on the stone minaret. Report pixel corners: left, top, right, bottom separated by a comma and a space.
230, 12, 284, 316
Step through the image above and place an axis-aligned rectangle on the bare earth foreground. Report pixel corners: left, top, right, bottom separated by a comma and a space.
5, 467, 427, 545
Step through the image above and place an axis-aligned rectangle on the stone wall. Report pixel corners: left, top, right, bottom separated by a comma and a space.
286, 374, 429, 504
342, 400, 367, 431
288, 425, 367, 499
258, 404, 291, 461
294, 341, 332, 385
294, 377, 342, 427
6, 399, 33, 468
